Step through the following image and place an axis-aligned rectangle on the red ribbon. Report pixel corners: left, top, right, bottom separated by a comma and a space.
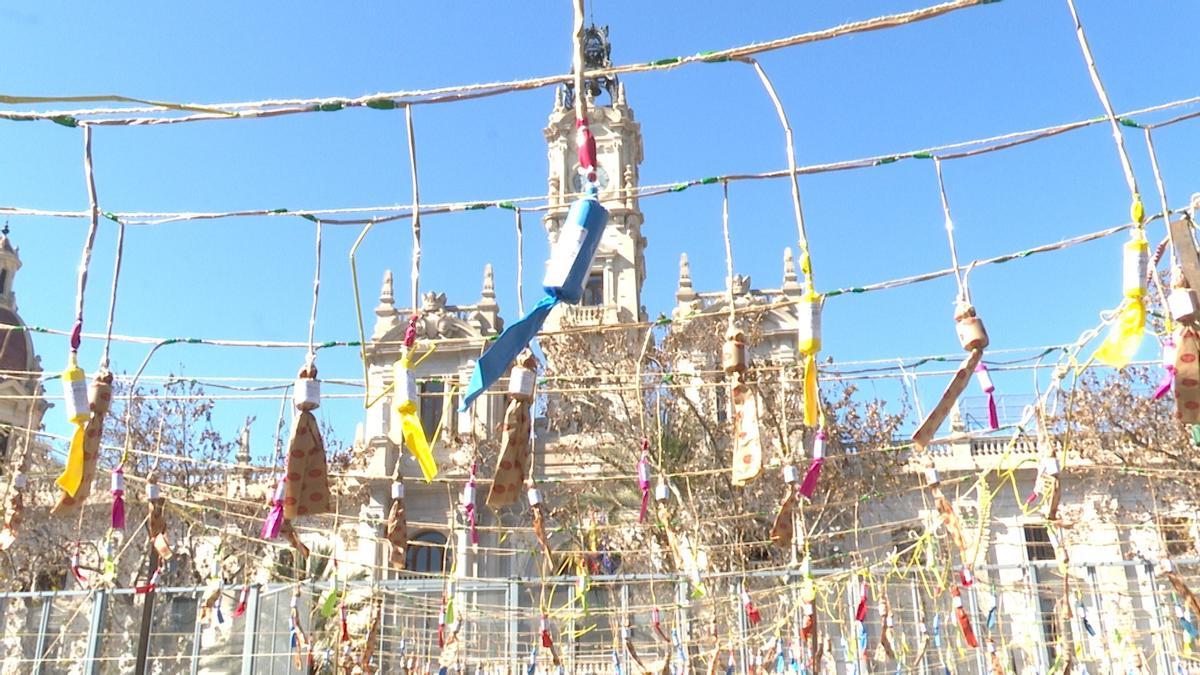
340, 600, 350, 642
652, 607, 670, 643
576, 119, 597, 175
136, 566, 162, 594
233, 586, 249, 618
855, 579, 869, 622
403, 313, 419, 349
742, 590, 762, 626
69, 549, 86, 584
540, 615, 554, 648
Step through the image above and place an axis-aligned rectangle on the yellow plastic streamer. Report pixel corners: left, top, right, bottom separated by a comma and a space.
1094, 231, 1148, 368
55, 357, 89, 496
56, 426, 87, 497
393, 354, 438, 482
803, 352, 819, 427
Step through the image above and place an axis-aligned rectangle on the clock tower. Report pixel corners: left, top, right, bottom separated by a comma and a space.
542, 26, 646, 332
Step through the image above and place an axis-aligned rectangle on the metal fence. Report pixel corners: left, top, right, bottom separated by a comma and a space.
1, 558, 1198, 674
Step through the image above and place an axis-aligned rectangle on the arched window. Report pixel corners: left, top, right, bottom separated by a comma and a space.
406, 531, 448, 574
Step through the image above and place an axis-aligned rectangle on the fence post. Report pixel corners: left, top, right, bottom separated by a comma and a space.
31, 592, 52, 675
240, 585, 261, 675
85, 589, 108, 675
190, 591, 204, 675
507, 579, 519, 675
1143, 562, 1174, 674
736, 580, 748, 675
1086, 565, 1115, 667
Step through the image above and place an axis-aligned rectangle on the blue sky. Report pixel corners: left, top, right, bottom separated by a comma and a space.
2, 1, 1199, 457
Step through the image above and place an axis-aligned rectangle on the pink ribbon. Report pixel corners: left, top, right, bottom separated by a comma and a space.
111, 469, 126, 530
637, 440, 651, 523
464, 463, 479, 544
798, 430, 826, 499
974, 363, 999, 430
261, 479, 286, 540
1154, 338, 1177, 400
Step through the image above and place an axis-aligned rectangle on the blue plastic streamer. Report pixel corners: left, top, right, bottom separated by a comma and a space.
461, 194, 608, 411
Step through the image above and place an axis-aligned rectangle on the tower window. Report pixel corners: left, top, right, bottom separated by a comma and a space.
581, 272, 604, 306
406, 531, 448, 574
419, 380, 446, 435
0, 268, 8, 295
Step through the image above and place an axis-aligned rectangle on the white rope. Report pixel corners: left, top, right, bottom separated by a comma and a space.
933, 157, 967, 302
515, 207, 525, 316
1064, 0, 1141, 205
406, 105, 421, 312
306, 219, 322, 365
73, 124, 102, 351
99, 216, 125, 372
721, 180, 736, 330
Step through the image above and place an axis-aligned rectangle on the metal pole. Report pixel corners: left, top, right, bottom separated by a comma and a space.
1086, 565, 1115, 670
968, 583, 986, 674
1025, 561, 1048, 673
507, 579, 519, 675
737, 581, 749, 675
190, 590, 204, 675
31, 592, 52, 675
910, 580, 928, 675
85, 589, 108, 675
240, 585, 261, 675
1143, 562, 1174, 674
620, 583, 630, 675
134, 547, 161, 675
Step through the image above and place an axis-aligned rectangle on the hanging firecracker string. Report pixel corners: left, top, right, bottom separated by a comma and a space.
726, 328, 762, 486
386, 477, 408, 569
391, 313, 438, 482
461, 0, 607, 411
459, 183, 607, 410
487, 350, 537, 509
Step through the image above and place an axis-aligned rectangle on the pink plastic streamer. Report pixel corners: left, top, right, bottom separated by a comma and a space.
637, 441, 651, 523
798, 458, 823, 499
798, 429, 826, 499
261, 479, 285, 540
974, 363, 999, 430
1154, 338, 1177, 400
110, 469, 126, 530
465, 463, 479, 545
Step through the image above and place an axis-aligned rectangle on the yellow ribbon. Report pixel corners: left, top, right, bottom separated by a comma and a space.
56, 425, 87, 497
1094, 232, 1149, 369
393, 354, 438, 482
803, 352, 819, 427
55, 356, 89, 497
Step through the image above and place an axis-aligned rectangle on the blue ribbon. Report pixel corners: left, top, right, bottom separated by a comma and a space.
612, 649, 622, 675
461, 196, 607, 411
933, 613, 942, 648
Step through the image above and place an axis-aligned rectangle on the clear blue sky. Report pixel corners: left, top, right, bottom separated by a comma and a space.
2, 1, 1199, 457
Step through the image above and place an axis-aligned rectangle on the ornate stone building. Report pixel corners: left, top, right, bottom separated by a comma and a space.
0, 228, 47, 467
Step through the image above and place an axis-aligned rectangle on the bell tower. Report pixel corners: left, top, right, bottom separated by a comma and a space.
542, 26, 646, 332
